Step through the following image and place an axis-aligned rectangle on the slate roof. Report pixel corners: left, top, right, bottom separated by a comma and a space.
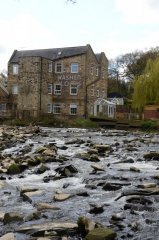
9, 46, 87, 63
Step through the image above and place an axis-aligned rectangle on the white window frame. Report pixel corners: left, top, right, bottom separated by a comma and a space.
47, 103, 52, 113
48, 63, 52, 73
12, 85, 18, 94
0, 103, 7, 112
71, 63, 78, 73
48, 83, 52, 94
97, 89, 100, 97
13, 64, 19, 75
55, 63, 62, 73
70, 84, 78, 95
102, 68, 105, 78
54, 84, 62, 95
70, 104, 77, 115
53, 103, 61, 114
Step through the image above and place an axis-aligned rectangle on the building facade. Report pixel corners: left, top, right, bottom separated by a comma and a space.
8, 44, 108, 119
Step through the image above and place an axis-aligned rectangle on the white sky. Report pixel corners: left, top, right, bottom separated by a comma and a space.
0, 0, 159, 72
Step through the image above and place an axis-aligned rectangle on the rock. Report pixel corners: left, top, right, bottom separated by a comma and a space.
3, 212, 23, 224
85, 228, 116, 240
144, 152, 159, 160
22, 190, 44, 203
7, 163, 21, 174
35, 146, 47, 153
103, 182, 122, 191
36, 164, 50, 174
77, 216, 95, 236
19, 186, 38, 194
0, 212, 5, 221
93, 144, 113, 153
137, 183, 157, 188
130, 166, 140, 172
17, 222, 78, 234
91, 164, 104, 171
0, 180, 6, 189
89, 205, 104, 214
37, 203, 60, 211
54, 193, 72, 201
0, 233, 15, 240
43, 148, 57, 156
55, 164, 78, 177
111, 212, 124, 221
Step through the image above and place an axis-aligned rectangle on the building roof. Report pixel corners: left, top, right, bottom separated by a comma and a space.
9, 46, 87, 63
107, 92, 124, 98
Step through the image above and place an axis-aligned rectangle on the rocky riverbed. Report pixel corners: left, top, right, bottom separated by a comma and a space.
0, 125, 159, 240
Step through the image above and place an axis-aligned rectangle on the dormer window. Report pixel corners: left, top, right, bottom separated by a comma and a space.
71, 63, 78, 73
55, 63, 62, 73
13, 64, 19, 75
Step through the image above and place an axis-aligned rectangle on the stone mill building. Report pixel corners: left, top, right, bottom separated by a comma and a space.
7, 44, 111, 119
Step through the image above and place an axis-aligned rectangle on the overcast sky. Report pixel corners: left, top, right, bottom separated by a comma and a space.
0, 0, 159, 72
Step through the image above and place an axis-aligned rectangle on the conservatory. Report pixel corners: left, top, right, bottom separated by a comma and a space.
93, 98, 116, 118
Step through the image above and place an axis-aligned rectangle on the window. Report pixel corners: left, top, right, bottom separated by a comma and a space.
96, 67, 99, 76
70, 104, 77, 115
70, 84, 78, 95
13, 64, 19, 75
0, 103, 6, 112
91, 84, 94, 96
47, 104, 52, 113
12, 85, 18, 94
48, 84, 52, 94
71, 63, 78, 73
48, 63, 52, 72
97, 89, 100, 97
54, 84, 62, 95
53, 104, 61, 114
90, 65, 94, 75
55, 63, 62, 73
102, 68, 105, 78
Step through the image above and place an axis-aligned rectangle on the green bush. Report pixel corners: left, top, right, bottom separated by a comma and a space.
72, 118, 99, 128
141, 120, 159, 130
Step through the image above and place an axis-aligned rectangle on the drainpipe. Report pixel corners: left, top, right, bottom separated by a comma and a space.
39, 57, 42, 115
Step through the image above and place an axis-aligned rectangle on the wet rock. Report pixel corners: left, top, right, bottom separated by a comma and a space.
37, 203, 61, 211
36, 164, 50, 174
78, 152, 100, 162
91, 164, 104, 172
22, 190, 44, 203
25, 211, 41, 221
58, 145, 68, 150
17, 222, 78, 235
103, 182, 122, 191
144, 152, 159, 160
93, 144, 113, 153
137, 183, 157, 188
0, 212, 4, 221
0, 232, 15, 240
124, 203, 155, 212
85, 228, 116, 240
55, 164, 78, 177
89, 205, 104, 214
54, 193, 72, 201
85, 184, 97, 189
0, 180, 6, 189
7, 162, 21, 174
126, 196, 153, 205
130, 166, 140, 172
76, 191, 89, 197
3, 212, 23, 224
77, 216, 95, 236
111, 212, 124, 221
42, 148, 57, 157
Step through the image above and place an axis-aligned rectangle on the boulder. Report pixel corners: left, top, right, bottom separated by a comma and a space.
3, 212, 23, 224
0, 233, 15, 240
54, 193, 72, 201
103, 182, 122, 191
36, 164, 50, 174
77, 216, 95, 236
93, 144, 113, 153
22, 190, 44, 203
55, 164, 78, 177
144, 152, 159, 160
91, 164, 104, 171
37, 203, 60, 211
130, 166, 140, 172
7, 163, 21, 174
85, 228, 116, 240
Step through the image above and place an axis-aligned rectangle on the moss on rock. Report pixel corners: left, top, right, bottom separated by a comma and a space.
7, 163, 20, 174
85, 228, 116, 240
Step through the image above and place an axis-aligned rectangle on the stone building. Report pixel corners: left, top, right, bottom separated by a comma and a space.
8, 44, 108, 119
